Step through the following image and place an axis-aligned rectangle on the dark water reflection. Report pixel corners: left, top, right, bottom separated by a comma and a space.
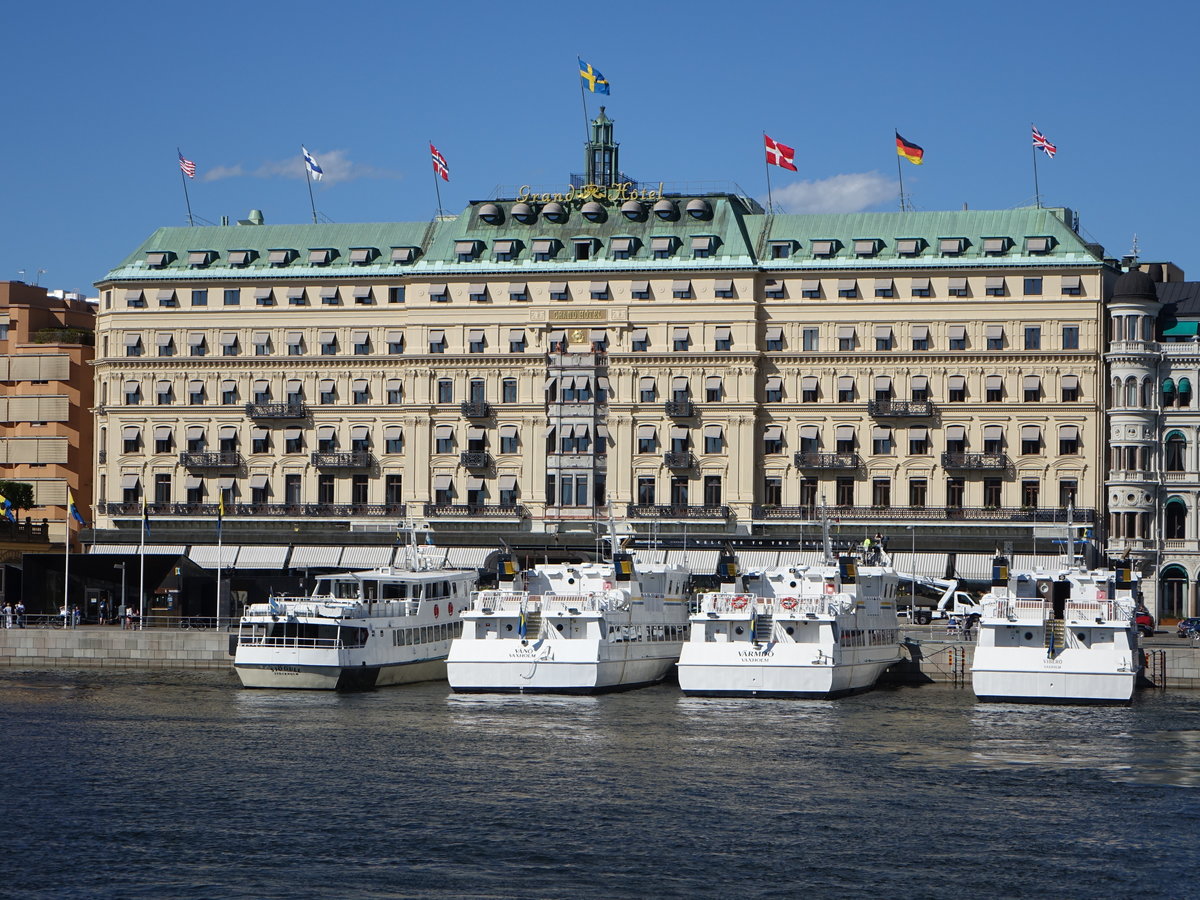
1, 669, 1196, 899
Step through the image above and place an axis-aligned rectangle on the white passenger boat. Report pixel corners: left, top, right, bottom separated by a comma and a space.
971, 554, 1142, 705
234, 543, 478, 690
677, 533, 903, 698
446, 548, 691, 694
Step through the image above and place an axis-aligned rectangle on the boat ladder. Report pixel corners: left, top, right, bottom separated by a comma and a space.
1044, 619, 1066, 656
522, 610, 542, 641
754, 612, 774, 644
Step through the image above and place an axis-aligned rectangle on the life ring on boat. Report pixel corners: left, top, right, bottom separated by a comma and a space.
433, 604, 440, 619
603, 581, 612, 590
824, 583, 836, 595
448, 602, 454, 616
781, 598, 798, 610
730, 596, 749, 609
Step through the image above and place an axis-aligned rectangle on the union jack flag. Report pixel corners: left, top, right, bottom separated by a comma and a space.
178, 151, 196, 178
430, 143, 449, 182
1032, 125, 1056, 158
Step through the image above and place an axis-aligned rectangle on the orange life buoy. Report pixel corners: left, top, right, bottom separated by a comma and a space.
731, 596, 749, 609
781, 598, 798, 610
603, 581, 613, 590
433, 604, 440, 619
824, 583, 836, 595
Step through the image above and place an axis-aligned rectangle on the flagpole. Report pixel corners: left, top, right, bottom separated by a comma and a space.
178, 148, 194, 227
216, 503, 223, 630
430, 139, 444, 218
764, 132, 774, 213
304, 150, 318, 224
579, 64, 591, 146
63, 515, 71, 628
895, 129, 907, 212
138, 501, 146, 631
1031, 123, 1042, 208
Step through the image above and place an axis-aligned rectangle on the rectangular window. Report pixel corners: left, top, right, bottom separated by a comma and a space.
835, 477, 854, 507
1021, 479, 1040, 508
637, 476, 656, 506
1023, 277, 1043, 296
502, 379, 517, 403
1059, 479, 1078, 509
872, 479, 890, 508
703, 475, 722, 507
763, 477, 782, 507
872, 432, 892, 455
987, 334, 1003, 351
437, 381, 453, 403
253, 433, 270, 454
876, 333, 892, 351
223, 289, 239, 306
318, 475, 335, 505
838, 282, 857, 298
946, 478, 964, 509
984, 478, 1002, 507
801, 328, 819, 351
986, 279, 1006, 297
1024, 326, 1041, 350
909, 478, 927, 508
909, 432, 928, 455
385, 475, 403, 505
388, 286, 405, 304
1062, 325, 1079, 350
191, 289, 208, 307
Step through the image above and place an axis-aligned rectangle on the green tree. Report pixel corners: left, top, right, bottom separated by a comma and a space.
0, 481, 35, 510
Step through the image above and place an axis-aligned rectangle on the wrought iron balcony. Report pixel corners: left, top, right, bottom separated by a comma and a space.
245, 401, 307, 419
422, 503, 528, 519
178, 451, 241, 468
310, 451, 373, 468
460, 401, 492, 418
459, 451, 492, 468
626, 504, 730, 519
750, 504, 1096, 523
941, 452, 1008, 470
867, 399, 934, 417
794, 451, 861, 470
98, 500, 406, 518
663, 451, 695, 469
664, 399, 694, 417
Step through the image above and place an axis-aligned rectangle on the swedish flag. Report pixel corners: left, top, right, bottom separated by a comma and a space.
518, 607, 528, 640
578, 58, 609, 94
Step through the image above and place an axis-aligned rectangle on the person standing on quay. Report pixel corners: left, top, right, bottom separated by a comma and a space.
15, 600, 25, 628
2, 601, 11, 628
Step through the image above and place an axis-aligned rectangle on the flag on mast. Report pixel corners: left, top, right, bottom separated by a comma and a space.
895, 132, 925, 165
764, 135, 798, 171
67, 490, 86, 526
302, 146, 323, 181
0, 493, 14, 523
141, 495, 151, 537
1032, 125, 1057, 158
430, 144, 449, 181
578, 58, 610, 94
178, 152, 196, 178
217, 492, 224, 537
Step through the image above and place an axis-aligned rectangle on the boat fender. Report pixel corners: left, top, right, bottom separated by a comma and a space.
433, 604, 440, 619
781, 598, 798, 610
731, 596, 749, 609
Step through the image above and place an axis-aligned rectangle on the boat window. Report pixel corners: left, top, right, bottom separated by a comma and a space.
364, 582, 378, 600
382, 583, 407, 599
333, 580, 359, 599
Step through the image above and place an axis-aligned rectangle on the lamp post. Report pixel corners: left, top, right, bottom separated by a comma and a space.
906, 525, 916, 622
115, 562, 126, 627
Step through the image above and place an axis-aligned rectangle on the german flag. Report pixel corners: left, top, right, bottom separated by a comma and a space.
896, 132, 924, 165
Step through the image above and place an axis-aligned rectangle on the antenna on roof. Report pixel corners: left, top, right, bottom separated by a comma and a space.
1128, 233, 1140, 264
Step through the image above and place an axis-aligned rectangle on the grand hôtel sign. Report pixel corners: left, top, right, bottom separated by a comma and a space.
516, 182, 665, 205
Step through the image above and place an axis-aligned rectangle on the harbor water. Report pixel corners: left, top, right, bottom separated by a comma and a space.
1, 670, 1198, 899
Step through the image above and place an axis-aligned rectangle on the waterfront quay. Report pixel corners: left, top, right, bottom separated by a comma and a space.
4, 623, 1200, 690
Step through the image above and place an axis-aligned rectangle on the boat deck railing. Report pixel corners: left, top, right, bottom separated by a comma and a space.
470, 590, 639, 613
698, 592, 845, 616
983, 597, 1135, 623
245, 599, 426, 619
236, 635, 344, 649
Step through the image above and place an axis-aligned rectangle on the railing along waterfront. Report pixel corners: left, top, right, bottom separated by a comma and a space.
626, 504, 730, 519
98, 500, 407, 518
751, 504, 1096, 523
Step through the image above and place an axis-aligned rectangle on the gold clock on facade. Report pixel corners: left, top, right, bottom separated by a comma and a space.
569, 328, 586, 344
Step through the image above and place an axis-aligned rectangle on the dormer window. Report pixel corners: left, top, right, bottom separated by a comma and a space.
982, 237, 1010, 256
187, 250, 215, 268
1025, 236, 1054, 255
455, 240, 480, 262
686, 198, 712, 220
479, 203, 503, 225
308, 248, 333, 266
650, 236, 675, 259
896, 238, 923, 256
572, 238, 596, 261
512, 202, 537, 224
811, 240, 836, 258
691, 235, 716, 259
610, 237, 635, 260
390, 246, 418, 264
531, 239, 555, 262
769, 241, 793, 259
938, 238, 965, 256
581, 201, 605, 223
853, 239, 880, 257
145, 251, 173, 268
621, 200, 644, 221
349, 247, 377, 265
268, 249, 294, 267
543, 202, 568, 223
228, 250, 254, 267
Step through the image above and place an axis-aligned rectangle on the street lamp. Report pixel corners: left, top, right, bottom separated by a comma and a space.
115, 562, 126, 627
906, 525, 916, 622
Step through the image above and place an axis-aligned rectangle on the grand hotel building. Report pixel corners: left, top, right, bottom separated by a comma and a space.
91, 112, 1123, 599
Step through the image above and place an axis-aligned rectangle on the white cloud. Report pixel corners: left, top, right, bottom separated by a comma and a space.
202, 149, 398, 185
769, 172, 896, 214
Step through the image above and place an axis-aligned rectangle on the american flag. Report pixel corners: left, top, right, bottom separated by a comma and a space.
178, 151, 196, 178
430, 143, 449, 181
1032, 125, 1056, 158
763, 134, 797, 171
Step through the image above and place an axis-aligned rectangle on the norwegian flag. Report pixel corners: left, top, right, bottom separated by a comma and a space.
764, 134, 797, 171
178, 151, 196, 178
1032, 125, 1057, 158
430, 143, 449, 181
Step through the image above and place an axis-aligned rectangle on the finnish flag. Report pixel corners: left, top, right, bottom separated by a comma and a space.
302, 146, 323, 181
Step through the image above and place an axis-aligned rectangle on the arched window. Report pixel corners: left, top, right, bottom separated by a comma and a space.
1180, 377, 1193, 408
1165, 432, 1187, 472
1165, 498, 1188, 540
1160, 565, 1189, 620
1125, 376, 1139, 407
1142, 377, 1154, 408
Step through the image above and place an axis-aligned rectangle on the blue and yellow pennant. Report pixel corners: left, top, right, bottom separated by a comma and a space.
578, 58, 609, 94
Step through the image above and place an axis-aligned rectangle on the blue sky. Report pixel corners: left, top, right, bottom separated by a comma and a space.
4, 0, 1198, 295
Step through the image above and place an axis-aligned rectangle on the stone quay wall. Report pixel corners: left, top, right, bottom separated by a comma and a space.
0, 626, 232, 670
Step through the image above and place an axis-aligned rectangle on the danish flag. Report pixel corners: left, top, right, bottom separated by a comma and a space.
1032, 125, 1057, 158
764, 134, 798, 171
430, 143, 449, 181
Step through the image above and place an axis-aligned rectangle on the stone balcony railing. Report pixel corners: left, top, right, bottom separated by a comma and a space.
867, 399, 934, 417
794, 451, 861, 470
941, 452, 1008, 470
178, 451, 241, 468
245, 402, 307, 419
310, 451, 373, 468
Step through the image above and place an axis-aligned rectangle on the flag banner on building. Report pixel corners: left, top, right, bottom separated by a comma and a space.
1032, 125, 1057, 158
896, 132, 924, 165
67, 490, 86, 527
302, 146, 323, 181
142, 496, 151, 537
578, 58, 610, 94
0, 493, 13, 523
764, 134, 798, 171
430, 144, 449, 181
217, 494, 224, 536
178, 152, 196, 178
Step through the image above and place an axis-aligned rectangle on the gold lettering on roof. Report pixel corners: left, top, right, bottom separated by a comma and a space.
516, 182, 665, 205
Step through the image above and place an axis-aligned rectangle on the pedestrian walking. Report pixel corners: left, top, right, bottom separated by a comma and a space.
2, 602, 12, 629
15, 601, 25, 628
123, 604, 133, 630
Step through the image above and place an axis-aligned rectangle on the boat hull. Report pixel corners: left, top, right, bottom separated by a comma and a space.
972, 668, 1136, 705
677, 648, 901, 699
447, 640, 681, 694
235, 655, 447, 691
